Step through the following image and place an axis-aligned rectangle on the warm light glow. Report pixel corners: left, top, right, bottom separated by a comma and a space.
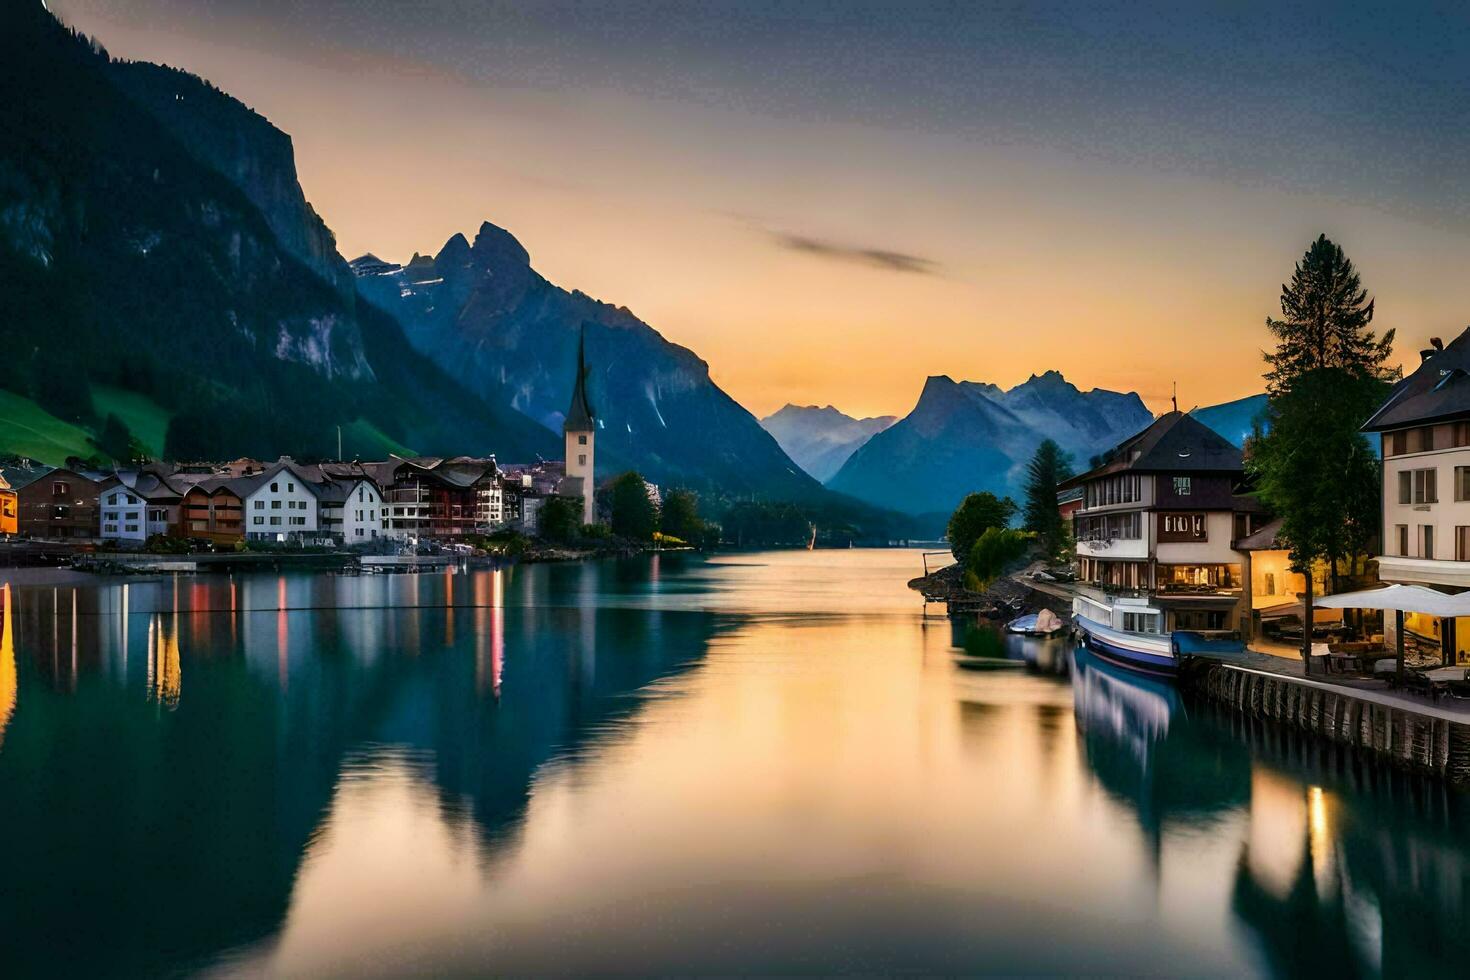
0, 584, 16, 748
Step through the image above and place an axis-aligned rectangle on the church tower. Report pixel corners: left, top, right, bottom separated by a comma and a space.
563, 329, 597, 525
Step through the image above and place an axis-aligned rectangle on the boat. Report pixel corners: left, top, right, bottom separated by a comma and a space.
1071, 604, 1180, 678
952, 654, 1026, 671
1005, 608, 1067, 638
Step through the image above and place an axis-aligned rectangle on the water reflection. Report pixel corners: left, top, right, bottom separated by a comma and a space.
1, 553, 1469, 976
0, 564, 720, 977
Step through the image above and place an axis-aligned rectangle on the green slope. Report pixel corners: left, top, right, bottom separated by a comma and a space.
92, 385, 172, 458
0, 388, 98, 465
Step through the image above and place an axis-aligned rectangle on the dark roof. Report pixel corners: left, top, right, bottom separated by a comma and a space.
1362, 329, 1470, 431
1236, 517, 1285, 551
0, 464, 55, 492
563, 328, 595, 433
1059, 411, 1244, 489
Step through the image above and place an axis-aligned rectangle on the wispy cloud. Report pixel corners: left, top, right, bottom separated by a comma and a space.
769, 232, 941, 276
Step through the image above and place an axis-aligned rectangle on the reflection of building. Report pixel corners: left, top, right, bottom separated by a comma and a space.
1363, 330, 1470, 658
0, 584, 15, 747
562, 330, 597, 526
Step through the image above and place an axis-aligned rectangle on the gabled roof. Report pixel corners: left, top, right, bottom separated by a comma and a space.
1362, 328, 1470, 431
1236, 517, 1284, 551
1059, 411, 1244, 489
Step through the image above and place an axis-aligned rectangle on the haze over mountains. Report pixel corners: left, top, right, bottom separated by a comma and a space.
828, 372, 1154, 519
759, 405, 896, 483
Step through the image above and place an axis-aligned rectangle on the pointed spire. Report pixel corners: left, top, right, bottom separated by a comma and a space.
563, 327, 595, 433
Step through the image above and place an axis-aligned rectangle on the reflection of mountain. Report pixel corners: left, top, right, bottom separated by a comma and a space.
1071, 649, 1251, 851
0, 566, 718, 976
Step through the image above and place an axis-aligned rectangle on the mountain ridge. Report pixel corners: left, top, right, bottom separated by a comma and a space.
759, 404, 897, 483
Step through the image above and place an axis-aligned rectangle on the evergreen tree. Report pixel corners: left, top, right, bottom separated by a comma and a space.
1250, 235, 1397, 669
947, 491, 1017, 561
95, 413, 134, 463
1263, 234, 1395, 395
660, 489, 703, 543
538, 495, 582, 543
1022, 439, 1074, 560
608, 471, 660, 540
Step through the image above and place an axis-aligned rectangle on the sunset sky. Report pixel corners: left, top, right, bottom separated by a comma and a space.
53, 0, 1470, 420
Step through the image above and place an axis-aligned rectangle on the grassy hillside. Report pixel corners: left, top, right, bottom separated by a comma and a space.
92, 385, 172, 458
0, 388, 98, 465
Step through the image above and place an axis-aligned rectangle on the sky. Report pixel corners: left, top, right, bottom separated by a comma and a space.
51, 0, 1470, 420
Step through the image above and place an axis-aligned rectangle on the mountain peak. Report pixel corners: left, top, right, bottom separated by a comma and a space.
471, 221, 531, 268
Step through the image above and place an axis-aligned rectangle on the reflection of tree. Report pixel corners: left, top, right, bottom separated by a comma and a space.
1071, 650, 1251, 859
0, 563, 717, 976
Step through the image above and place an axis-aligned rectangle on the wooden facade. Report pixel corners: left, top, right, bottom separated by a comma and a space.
179, 484, 245, 544
15, 469, 102, 539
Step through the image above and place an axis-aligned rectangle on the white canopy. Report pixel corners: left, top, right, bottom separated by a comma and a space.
1313, 584, 1470, 617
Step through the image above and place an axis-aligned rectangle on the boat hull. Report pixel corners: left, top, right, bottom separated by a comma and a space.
1073, 615, 1178, 679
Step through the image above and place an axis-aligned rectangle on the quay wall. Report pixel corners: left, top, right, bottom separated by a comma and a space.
1183, 660, 1470, 785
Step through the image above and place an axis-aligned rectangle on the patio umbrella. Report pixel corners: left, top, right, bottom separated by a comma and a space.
1313, 584, 1470, 677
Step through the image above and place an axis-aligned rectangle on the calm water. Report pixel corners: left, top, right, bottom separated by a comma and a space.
0, 550, 1467, 977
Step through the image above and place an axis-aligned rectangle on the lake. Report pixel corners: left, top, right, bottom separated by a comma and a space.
0, 549, 1466, 977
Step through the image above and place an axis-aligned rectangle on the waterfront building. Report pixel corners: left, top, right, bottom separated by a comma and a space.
367, 456, 503, 541
1061, 411, 1269, 666
242, 459, 322, 543
98, 471, 184, 543
0, 472, 18, 536
563, 331, 597, 526
1362, 329, 1470, 658
10, 466, 102, 540
177, 479, 248, 545
315, 476, 385, 544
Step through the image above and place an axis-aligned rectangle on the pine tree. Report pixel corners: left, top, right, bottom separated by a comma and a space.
1250, 235, 1397, 671
1022, 439, 1074, 560
1263, 234, 1395, 395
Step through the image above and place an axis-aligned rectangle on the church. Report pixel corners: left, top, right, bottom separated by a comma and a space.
562, 331, 597, 525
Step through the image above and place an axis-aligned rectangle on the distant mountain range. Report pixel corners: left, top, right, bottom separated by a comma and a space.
828, 371, 1154, 519
759, 405, 897, 482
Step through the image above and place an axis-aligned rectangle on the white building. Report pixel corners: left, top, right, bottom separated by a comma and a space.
243, 460, 321, 542
99, 483, 147, 544
1363, 331, 1470, 657
318, 478, 385, 544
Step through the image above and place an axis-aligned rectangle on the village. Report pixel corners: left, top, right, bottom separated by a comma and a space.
0, 336, 625, 558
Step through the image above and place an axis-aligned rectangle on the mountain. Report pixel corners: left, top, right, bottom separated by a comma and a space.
759, 405, 897, 482
0, 4, 556, 463
351, 227, 821, 497
1191, 394, 1267, 447
828, 371, 1153, 518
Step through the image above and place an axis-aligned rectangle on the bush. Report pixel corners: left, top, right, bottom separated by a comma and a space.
947, 492, 1017, 560
965, 527, 1034, 591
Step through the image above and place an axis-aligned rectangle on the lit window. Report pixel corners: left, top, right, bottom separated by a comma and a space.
1173, 477, 1191, 495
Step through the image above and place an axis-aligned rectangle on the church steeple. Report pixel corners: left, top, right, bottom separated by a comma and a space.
564, 328, 595, 433
563, 328, 597, 525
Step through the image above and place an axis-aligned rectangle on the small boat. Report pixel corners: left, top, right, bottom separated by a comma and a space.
1006, 608, 1067, 637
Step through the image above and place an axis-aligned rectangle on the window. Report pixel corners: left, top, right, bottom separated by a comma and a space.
108, 493, 119, 505
578, 434, 588, 445
288, 482, 295, 492
1456, 422, 1470, 447
358, 488, 365, 502
52, 481, 69, 496
1419, 426, 1437, 452
1122, 612, 1158, 634
1173, 477, 1191, 496
1389, 431, 1407, 456
271, 500, 282, 510
1458, 527, 1470, 562
254, 500, 264, 509
270, 482, 279, 492
289, 516, 305, 526
254, 516, 264, 525
270, 516, 281, 526
1414, 468, 1438, 504
1397, 524, 1409, 555
578, 454, 587, 466
1423, 524, 1436, 559
1159, 513, 1207, 540
1457, 467, 1470, 502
